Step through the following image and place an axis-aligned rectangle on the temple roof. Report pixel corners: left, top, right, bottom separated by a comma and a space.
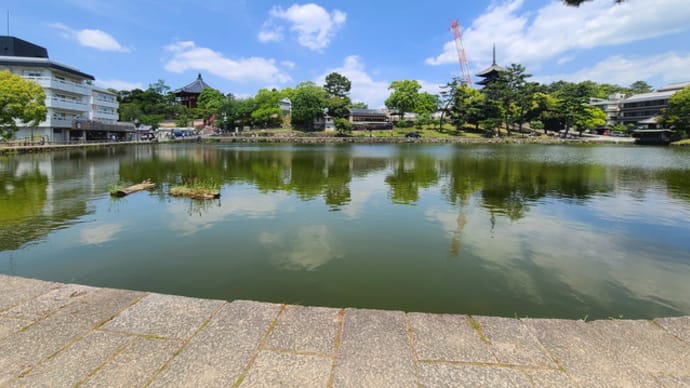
476, 43, 506, 79
175, 73, 212, 94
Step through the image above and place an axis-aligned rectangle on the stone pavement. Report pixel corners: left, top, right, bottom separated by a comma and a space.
0, 274, 688, 387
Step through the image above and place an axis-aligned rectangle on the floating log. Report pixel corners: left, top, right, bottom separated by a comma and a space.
112, 179, 155, 197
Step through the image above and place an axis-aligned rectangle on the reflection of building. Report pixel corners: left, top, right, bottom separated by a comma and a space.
174, 73, 212, 108
0, 36, 133, 142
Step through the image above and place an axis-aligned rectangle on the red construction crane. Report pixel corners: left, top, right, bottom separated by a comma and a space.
450, 19, 472, 87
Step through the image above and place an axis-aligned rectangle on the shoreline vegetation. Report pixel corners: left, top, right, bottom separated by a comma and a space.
2, 129, 689, 155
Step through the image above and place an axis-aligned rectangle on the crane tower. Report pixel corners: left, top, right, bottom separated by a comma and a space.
450, 19, 472, 87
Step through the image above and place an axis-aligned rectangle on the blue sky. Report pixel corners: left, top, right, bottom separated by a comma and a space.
4, 0, 690, 107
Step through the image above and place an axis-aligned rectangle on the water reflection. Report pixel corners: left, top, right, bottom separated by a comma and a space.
1, 144, 690, 319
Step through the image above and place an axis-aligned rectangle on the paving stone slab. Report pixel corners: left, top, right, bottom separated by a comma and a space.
2, 284, 95, 321
655, 316, 690, 344
332, 308, 416, 387
587, 319, 690, 376
102, 293, 224, 340
525, 318, 660, 387
0, 275, 60, 312
266, 305, 340, 355
475, 316, 556, 368
149, 300, 281, 388
523, 369, 579, 388
82, 336, 182, 388
418, 362, 531, 388
11, 331, 132, 387
0, 318, 30, 342
240, 350, 333, 387
408, 312, 495, 363
655, 374, 690, 388
0, 287, 144, 385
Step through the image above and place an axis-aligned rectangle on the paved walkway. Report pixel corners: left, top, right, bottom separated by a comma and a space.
0, 275, 688, 387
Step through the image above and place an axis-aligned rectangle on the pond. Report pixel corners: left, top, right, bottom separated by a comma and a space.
1, 143, 689, 319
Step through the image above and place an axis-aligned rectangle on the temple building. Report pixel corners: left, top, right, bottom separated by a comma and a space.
476, 45, 506, 87
174, 73, 212, 108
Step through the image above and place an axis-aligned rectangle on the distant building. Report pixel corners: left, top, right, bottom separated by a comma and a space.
279, 98, 292, 116
589, 93, 626, 127
476, 45, 506, 87
349, 109, 392, 130
174, 73, 212, 108
0, 36, 132, 142
618, 82, 690, 127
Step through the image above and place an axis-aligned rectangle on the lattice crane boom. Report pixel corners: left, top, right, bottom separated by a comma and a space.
450, 19, 472, 87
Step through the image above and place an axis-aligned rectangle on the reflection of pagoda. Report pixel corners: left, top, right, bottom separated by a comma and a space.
476, 45, 506, 86
174, 73, 213, 108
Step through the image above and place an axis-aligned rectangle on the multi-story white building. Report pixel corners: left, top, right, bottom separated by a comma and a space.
0, 36, 133, 143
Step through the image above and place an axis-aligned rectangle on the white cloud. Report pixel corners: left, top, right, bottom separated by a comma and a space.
316, 55, 446, 108
50, 23, 130, 53
167, 187, 291, 235
316, 55, 389, 108
260, 3, 346, 51
95, 79, 143, 90
260, 225, 341, 271
258, 27, 283, 43
426, 0, 690, 71
80, 224, 123, 245
164, 41, 291, 84
281, 60, 296, 70
536, 51, 690, 86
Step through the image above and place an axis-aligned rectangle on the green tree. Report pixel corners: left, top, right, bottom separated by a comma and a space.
324, 73, 352, 119
324, 72, 351, 98
252, 88, 282, 128
0, 71, 47, 139
148, 79, 171, 95
196, 88, 224, 119
575, 105, 607, 136
291, 82, 328, 130
444, 82, 485, 132
385, 80, 421, 120
629, 80, 653, 95
553, 81, 595, 136
414, 92, 439, 115
661, 85, 690, 135
334, 117, 352, 134
483, 63, 532, 136
350, 101, 368, 109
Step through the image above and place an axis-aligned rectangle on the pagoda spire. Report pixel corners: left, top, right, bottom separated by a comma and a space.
492, 43, 496, 66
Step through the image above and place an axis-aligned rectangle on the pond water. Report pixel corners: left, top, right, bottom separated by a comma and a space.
1, 143, 689, 319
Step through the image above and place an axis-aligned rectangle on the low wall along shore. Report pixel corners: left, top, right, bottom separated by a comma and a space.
0, 275, 688, 386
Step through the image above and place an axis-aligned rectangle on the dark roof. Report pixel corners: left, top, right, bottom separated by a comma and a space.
476, 63, 506, 77
350, 109, 387, 116
175, 73, 213, 94
0, 36, 48, 58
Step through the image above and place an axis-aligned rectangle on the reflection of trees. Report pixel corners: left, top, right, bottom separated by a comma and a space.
385, 154, 439, 204
117, 146, 389, 211
0, 162, 49, 250
441, 152, 611, 220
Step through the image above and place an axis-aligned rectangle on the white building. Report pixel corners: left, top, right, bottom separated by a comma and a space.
0, 36, 133, 143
